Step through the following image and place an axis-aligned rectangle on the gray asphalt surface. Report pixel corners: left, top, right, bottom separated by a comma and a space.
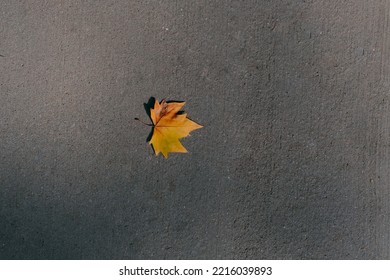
1, 0, 389, 259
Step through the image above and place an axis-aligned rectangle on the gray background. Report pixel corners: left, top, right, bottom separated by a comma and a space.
0, 0, 389, 259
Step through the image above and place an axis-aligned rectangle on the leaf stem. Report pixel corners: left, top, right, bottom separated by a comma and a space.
134, 118, 153, 126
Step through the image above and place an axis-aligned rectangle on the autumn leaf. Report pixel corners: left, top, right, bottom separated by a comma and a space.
149, 99, 202, 158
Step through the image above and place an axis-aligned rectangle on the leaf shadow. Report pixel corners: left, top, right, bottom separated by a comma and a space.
144, 97, 155, 142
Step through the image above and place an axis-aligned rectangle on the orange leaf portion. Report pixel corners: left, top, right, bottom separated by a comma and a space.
149, 99, 202, 158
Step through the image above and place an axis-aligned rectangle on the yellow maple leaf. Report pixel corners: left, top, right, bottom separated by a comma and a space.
149, 99, 202, 158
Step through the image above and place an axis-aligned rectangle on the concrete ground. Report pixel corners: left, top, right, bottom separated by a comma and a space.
1, 0, 390, 259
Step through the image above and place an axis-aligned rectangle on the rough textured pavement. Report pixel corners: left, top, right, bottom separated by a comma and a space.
1, 0, 390, 259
